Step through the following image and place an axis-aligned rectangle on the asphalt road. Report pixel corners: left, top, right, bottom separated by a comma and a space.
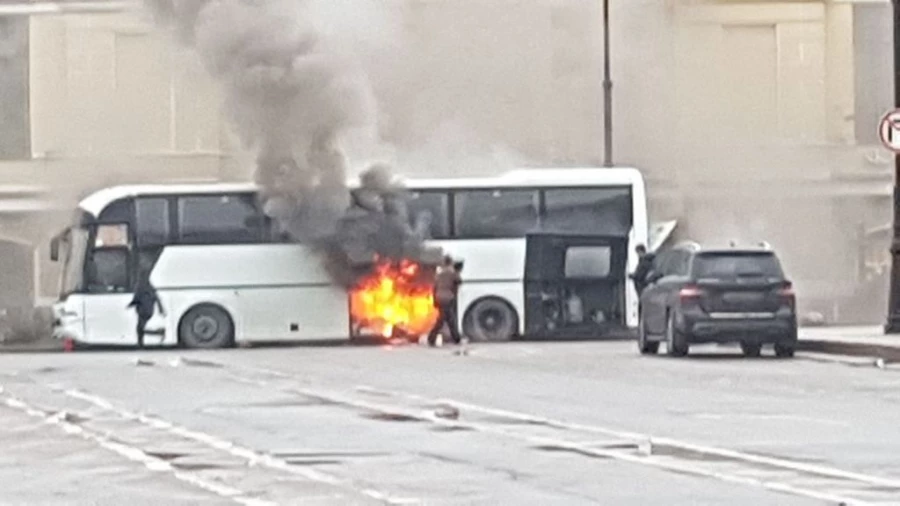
0, 340, 898, 505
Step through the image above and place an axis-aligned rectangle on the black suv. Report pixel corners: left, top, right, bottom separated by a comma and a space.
637, 242, 797, 358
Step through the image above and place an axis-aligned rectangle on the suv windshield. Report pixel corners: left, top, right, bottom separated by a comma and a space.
692, 252, 783, 279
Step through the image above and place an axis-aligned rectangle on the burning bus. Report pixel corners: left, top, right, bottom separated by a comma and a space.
49, 167, 648, 348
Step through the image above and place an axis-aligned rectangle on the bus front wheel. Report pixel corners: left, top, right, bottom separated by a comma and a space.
178, 304, 235, 349
464, 298, 518, 342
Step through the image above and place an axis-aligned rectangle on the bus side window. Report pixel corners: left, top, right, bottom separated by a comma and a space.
454, 189, 540, 238
135, 198, 170, 246
543, 188, 632, 235
407, 191, 450, 239
177, 194, 263, 244
94, 224, 129, 248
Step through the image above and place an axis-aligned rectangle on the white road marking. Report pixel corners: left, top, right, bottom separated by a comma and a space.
0, 386, 274, 506
181, 360, 894, 505
61, 388, 418, 505
692, 413, 851, 426
360, 386, 900, 491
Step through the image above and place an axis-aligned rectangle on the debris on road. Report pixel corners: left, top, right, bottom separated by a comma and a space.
434, 404, 460, 420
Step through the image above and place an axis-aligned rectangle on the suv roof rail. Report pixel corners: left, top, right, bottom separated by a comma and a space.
725, 240, 772, 250
675, 240, 701, 251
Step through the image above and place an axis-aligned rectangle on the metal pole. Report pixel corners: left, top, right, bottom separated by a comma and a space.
886, 0, 900, 333
602, 0, 613, 167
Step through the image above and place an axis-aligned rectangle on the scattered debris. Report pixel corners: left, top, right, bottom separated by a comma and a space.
48, 410, 88, 425
800, 312, 826, 327
133, 358, 155, 367
169, 357, 223, 368
364, 411, 422, 423
433, 404, 460, 420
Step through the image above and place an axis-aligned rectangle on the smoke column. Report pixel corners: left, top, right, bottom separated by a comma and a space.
144, 0, 439, 283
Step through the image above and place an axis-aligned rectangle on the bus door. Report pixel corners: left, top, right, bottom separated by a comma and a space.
82, 223, 137, 345
524, 233, 628, 338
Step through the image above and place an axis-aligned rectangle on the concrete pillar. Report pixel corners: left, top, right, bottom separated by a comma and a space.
824, 0, 856, 144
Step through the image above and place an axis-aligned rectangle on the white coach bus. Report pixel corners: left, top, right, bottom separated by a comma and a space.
50, 167, 648, 348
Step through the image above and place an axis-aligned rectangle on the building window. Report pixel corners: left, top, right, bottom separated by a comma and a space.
854, 3, 892, 145
0, 17, 30, 159
551, 5, 591, 80
177, 194, 263, 244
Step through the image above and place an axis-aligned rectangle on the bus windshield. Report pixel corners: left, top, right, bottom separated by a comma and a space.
60, 228, 88, 297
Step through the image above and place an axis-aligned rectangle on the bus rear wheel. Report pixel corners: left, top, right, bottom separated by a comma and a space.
464, 298, 518, 342
179, 304, 234, 349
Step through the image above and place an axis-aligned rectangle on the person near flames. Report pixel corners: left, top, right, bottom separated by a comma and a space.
127, 275, 166, 348
427, 255, 463, 346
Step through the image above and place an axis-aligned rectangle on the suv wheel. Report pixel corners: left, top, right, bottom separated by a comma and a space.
774, 343, 795, 358
638, 312, 659, 355
666, 311, 688, 357
740, 342, 762, 358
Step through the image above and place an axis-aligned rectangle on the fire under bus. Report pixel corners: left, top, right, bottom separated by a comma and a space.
50, 167, 652, 348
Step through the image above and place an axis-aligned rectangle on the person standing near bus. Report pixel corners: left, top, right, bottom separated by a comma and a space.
630, 244, 656, 296
428, 255, 462, 346
127, 276, 166, 348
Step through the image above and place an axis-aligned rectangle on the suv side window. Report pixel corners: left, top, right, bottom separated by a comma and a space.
653, 249, 691, 278
654, 250, 679, 277
672, 251, 691, 276
652, 251, 671, 276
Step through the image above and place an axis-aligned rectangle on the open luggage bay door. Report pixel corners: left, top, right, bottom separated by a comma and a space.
524, 233, 629, 339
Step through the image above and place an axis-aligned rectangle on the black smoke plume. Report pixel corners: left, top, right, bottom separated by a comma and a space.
143, 0, 442, 285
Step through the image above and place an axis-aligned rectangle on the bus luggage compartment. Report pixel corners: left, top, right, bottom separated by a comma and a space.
523, 233, 629, 339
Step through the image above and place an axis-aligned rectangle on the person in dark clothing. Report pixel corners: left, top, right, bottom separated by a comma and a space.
127, 277, 166, 348
427, 255, 463, 346
629, 244, 656, 296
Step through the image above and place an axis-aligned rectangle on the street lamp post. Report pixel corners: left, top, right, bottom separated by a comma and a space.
602, 0, 613, 167
886, 0, 900, 333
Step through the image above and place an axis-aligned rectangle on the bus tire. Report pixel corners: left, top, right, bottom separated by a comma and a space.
463, 298, 518, 342
178, 304, 234, 350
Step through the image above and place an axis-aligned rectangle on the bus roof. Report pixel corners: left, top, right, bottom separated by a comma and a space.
78, 167, 645, 217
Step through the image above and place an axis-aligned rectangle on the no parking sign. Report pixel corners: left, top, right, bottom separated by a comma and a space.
879, 109, 900, 154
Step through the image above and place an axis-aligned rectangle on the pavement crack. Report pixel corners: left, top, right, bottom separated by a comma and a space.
417, 452, 528, 482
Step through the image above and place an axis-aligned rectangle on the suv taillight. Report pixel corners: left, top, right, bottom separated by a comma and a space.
778, 282, 795, 308
679, 285, 703, 302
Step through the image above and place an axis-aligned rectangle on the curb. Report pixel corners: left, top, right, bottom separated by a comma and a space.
798, 340, 900, 363
0, 339, 64, 354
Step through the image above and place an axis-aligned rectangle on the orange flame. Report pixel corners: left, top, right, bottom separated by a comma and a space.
350, 259, 439, 338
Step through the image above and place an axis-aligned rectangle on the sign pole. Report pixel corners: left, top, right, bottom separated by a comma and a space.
886, 0, 900, 333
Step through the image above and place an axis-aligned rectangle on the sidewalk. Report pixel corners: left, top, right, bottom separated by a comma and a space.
799, 326, 900, 362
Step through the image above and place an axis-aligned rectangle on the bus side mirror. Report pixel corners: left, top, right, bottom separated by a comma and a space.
50, 237, 60, 262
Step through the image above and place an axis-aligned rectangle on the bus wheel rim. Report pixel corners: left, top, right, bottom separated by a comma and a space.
192, 315, 220, 341
479, 309, 504, 331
